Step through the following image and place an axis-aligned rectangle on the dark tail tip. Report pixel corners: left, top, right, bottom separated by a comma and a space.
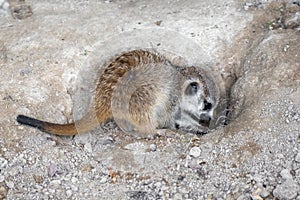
17, 115, 45, 130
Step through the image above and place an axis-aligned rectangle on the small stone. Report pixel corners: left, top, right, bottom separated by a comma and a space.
33, 175, 43, 184
48, 188, 55, 194
155, 181, 162, 188
0, 176, 4, 182
66, 189, 72, 198
8, 167, 19, 176
84, 143, 92, 153
173, 193, 183, 200
90, 160, 98, 168
149, 144, 157, 152
276, 154, 285, 159
11, 4, 33, 20
0, 158, 8, 169
5, 180, 14, 189
273, 180, 299, 200
99, 177, 107, 184
237, 194, 248, 200
71, 177, 78, 183
295, 153, 300, 163
280, 169, 293, 180
189, 147, 201, 158
243, 5, 249, 11
259, 189, 270, 198
48, 163, 58, 177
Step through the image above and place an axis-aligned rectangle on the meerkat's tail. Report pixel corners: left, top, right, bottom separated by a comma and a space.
16, 115, 78, 135
16, 112, 103, 136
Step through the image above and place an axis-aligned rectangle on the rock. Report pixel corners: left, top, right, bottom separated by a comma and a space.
189, 147, 201, 158
50, 180, 61, 188
259, 188, 270, 198
33, 175, 43, 184
280, 169, 293, 180
173, 192, 183, 200
71, 177, 78, 183
7, 167, 17, 177
99, 177, 107, 184
48, 163, 58, 178
149, 144, 157, 152
0, 176, 4, 183
84, 143, 93, 153
66, 190, 72, 198
273, 180, 299, 200
295, 152, 300, 163
0, 158, 8, 169
237, 194, 248, 200
5, 180, 14, 189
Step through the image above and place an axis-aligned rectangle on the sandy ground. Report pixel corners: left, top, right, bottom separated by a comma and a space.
0, 0, 299, 199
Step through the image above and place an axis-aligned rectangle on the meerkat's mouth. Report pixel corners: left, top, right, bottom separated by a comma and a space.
186, 111, 211, 128
174, 111, 211, 134
198, 113, 211, 127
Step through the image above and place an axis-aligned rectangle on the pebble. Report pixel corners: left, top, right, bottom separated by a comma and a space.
71, 177, 78, 183
84, 143, 92, 153
189, 147, 201, 158
173, 193, 183, 200
259, 189, 270, 198
8, 167, 20, 176
280, 169, 293, 180
0, 176, 4, 182
0, 158, 8, 169
50, 180, 61, 187
276, 154, 285, 159
99, 177, 107, 184
5, 180, 14, 189
149, 144, 157, 152
66, 189, 73, 198
155, 181, 162, 188
295, 153, 300, 163
273, 180, 299, 200
48, 163, 58, 177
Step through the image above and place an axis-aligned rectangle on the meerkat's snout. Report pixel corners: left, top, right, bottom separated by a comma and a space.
199, 99, 213, 127
199, 113, 211, 127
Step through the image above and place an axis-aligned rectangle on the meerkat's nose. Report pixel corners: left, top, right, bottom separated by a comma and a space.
199, 113, 211, 127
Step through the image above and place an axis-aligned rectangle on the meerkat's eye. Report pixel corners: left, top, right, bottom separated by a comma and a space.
203, 100, 212, 111
185, 82, 199, 95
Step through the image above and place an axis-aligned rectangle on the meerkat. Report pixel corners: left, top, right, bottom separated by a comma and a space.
16, 49, 219, 137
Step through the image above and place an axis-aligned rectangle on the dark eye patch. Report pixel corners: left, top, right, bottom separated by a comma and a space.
203, 100, 212, 111
185, 82, 199, 96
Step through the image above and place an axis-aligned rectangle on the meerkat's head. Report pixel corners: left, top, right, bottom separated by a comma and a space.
175, 66, 219, 134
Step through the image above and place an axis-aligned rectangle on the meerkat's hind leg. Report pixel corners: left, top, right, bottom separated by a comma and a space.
111, 62, 180, 138
112, 80, 159, 137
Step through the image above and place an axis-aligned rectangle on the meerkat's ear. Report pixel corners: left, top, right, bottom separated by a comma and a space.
185, 82, 199, 96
